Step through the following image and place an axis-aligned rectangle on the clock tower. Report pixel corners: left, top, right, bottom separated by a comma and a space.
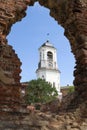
36, 40, 61, 93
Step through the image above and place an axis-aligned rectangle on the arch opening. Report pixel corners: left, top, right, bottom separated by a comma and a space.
7, 2, 75, 87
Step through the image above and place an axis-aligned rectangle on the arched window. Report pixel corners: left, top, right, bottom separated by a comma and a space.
47, 51, 53, 60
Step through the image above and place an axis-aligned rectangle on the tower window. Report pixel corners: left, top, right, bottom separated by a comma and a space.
47, 51, 53, 60
42, 75, 44, 79
43, 53, 44, 59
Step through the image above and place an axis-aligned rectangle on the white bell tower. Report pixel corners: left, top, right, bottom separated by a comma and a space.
36, 40, 61, 93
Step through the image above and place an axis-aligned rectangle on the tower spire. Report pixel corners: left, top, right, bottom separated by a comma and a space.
46, 33, 50, 41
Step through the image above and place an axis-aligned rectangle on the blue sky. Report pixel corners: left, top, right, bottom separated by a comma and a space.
7, 2, 75, 86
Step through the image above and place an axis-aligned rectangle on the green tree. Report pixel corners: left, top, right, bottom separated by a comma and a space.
25, 78, 58, 105
68, 86, 75, 93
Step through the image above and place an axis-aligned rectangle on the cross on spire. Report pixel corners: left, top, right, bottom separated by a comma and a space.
47, 33, 50, 41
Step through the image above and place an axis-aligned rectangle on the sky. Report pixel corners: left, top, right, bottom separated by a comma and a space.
7, 2, 75, 86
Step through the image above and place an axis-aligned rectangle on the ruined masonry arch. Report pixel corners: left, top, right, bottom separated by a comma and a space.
0, 0, 87, 111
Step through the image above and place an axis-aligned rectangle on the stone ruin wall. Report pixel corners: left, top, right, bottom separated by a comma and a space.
0, 0, 87, 130
0, 0, 87, 114
0, 0, 30, 111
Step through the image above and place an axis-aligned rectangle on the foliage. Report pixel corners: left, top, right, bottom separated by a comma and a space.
25, 78, 58, 105
68, 86, 75, 93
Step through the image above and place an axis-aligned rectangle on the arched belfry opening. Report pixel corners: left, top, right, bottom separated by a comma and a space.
0, 0, 87, 113
47, 51, 53, 60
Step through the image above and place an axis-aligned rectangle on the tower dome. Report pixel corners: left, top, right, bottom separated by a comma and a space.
41, 40, 54, 47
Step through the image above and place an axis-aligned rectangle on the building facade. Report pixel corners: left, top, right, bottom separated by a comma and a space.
36, 40, 61, 93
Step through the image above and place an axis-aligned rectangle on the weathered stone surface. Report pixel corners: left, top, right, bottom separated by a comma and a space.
0, 0, 87, 129
0, 106, 87, 130
0, 43, 22, 111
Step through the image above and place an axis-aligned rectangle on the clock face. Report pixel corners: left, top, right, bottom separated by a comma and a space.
48, 61, 53, 68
